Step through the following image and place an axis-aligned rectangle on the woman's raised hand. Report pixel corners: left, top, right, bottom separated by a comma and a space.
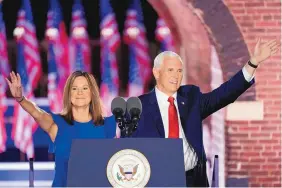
5, 71, 23, 102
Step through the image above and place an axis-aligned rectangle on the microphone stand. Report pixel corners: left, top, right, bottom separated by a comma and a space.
29, 158, 34, 187
118, 118, 138, 138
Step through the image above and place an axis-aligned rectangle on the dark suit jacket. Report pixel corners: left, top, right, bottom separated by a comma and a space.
132, 70, 254, 162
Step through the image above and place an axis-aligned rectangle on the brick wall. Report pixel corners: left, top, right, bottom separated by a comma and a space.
224, 0, 281, 187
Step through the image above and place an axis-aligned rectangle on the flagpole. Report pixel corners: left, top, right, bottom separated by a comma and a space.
29, 158, 34, 187
20, 151, 25, 161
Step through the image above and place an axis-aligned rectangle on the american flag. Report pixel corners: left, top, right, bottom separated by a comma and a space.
99, 0, 120, 115
155, 18, 175, 52
0, 3, 9, 153
123, 0, 151, 95
14, 0, 41, 89
46, 0, 69, 92
69, 0, 91, 72
47, 43, 63, 113
127, 46, 144, 96
12, 0, 41, 159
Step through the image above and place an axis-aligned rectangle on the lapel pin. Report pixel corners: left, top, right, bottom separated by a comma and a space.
181, 102, 185, 105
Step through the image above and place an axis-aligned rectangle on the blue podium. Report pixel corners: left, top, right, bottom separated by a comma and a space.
67, 138, 186, 187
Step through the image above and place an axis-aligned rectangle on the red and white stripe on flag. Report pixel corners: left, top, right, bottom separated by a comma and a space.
48, 73, 63, 113
12, 93, 37, 159
0, 90, 7, 153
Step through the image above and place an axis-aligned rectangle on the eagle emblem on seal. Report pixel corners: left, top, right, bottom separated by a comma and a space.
118, 164, 139, 181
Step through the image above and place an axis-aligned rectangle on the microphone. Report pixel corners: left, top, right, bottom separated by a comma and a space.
126, 97, 142, 125
111, 97, 126, 123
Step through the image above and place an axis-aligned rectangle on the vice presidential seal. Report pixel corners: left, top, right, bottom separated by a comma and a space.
106, 149, 151, 188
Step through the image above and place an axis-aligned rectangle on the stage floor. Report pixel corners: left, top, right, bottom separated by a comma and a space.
0, 162, 54, 186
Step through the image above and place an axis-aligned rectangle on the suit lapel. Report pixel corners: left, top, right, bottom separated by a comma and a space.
149, 90, 165, 138
177, 93, 189, 133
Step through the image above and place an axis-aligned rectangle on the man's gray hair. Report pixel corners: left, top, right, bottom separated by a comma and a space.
153, 51, 183, 68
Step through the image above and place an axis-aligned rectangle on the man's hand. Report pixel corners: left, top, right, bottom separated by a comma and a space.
244, 38, 280, 79
251, 38, 280, 65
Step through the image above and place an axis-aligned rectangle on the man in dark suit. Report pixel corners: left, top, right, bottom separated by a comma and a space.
131, 38, 280, 187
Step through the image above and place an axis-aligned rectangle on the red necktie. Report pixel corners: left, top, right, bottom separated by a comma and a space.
168, 96, 179, 138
